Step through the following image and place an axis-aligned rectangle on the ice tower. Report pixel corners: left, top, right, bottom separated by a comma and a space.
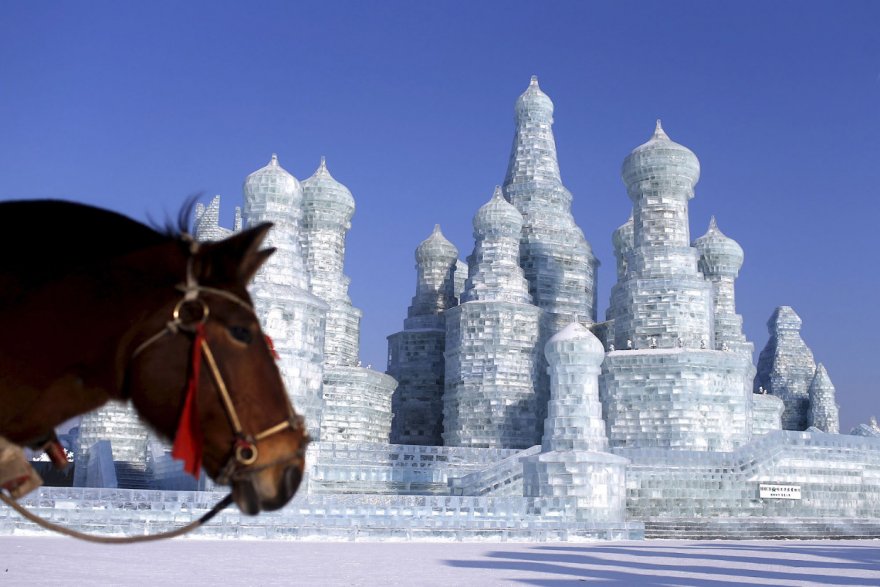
502, 75, 598, 434
301, 158, 396, 443
600, 121, 753, 451
387, 224, 459, 445
443, 187, 543, 448
243, 154, 328, 441
193, 195, 241, 241
754, 306, 816, 430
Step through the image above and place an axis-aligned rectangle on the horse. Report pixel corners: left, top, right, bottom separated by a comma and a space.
0, 199, 308, 515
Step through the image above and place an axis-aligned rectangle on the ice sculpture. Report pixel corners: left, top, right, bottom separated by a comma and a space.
300, 158, 396, 443
388, 224, 459, 445
751, 391, 784, 436
599, 121, 753, 451
754, 306, 816, 430
523, 322, 628, 521
808, 364, 839, 433
243, 154, 327, 440
443, 187, 543, 448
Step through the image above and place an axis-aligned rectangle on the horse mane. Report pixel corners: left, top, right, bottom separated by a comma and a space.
0, 199, 196, 293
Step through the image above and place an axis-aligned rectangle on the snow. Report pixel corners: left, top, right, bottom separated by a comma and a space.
0, 537, 878, 586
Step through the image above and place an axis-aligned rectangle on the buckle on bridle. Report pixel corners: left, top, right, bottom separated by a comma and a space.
234, 437, 258, 466
172, 298, 210, 331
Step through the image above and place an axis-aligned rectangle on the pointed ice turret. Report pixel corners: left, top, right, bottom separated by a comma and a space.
503, 75, 598, 330
694, 216, 753, 356
388, 224, 460, 445
443, 187, 544, 448
243, 154, 327, 440
408, 224, 459, 325
808, 364, 839, 434
301, 156, 361, 366
612, 120, 713, 350
754, 306, 817, 431
461, 187, 531, 304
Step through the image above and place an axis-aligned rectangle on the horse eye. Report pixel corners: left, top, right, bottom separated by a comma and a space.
228, 325, 253, 344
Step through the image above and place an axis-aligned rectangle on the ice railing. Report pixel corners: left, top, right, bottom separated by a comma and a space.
449, 445, 541, 496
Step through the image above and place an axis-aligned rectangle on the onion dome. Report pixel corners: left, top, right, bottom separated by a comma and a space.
473, 186, 523, 237
621, 120, 700, 200
301, 156, 355, 224
612, 212, 635, 257
416, 224, 458, 264
545, 321, 605, 365
515, 75, 554, 122
693, 216, 745, 277
243, 153, 301, 210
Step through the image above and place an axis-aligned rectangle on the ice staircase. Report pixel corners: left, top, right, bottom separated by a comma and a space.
448, 445, 541, 496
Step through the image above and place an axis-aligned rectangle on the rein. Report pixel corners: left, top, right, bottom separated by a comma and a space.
0, 491, 232, 544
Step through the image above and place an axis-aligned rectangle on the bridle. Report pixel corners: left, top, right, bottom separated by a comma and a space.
130, 237, 304, 485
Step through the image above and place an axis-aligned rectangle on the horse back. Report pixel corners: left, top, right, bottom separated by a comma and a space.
0, 200, 168, 304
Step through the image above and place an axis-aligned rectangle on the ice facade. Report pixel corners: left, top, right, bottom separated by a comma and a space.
442, 187, 544, 448
754, 306, 817, 430
9, 76, 880, 542
388, 225, 459, 445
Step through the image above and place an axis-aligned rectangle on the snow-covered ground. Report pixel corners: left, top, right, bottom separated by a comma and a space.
1, 537, 878, 586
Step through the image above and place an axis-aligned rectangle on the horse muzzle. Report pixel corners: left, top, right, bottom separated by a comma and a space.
232, 463, 303, 515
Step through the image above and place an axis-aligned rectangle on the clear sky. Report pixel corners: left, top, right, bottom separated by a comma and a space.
1, 1, 877, 432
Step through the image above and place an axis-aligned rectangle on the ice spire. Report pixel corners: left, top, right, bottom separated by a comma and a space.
808, 364, 839, 434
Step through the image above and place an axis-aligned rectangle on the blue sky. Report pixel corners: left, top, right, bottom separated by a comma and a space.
1, 1, 878, 432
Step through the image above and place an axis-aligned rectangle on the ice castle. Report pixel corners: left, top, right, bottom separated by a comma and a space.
5, 77, 880, 541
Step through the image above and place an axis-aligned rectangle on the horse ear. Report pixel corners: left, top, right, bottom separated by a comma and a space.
200, 222, 275, 284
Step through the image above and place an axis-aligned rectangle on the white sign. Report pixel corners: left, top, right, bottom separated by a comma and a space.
759, 483, 802, 500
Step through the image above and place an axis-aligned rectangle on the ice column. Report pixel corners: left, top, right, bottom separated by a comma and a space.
808, 364, 839, 434
300, 158, 396, 444
522, 322, 628, 522
443, 187, 543, 448
754, 306, 816, 430
605, 213, 634, 346
388, 224, 459, 445
243, 154, 327, 441
600, 122, 752, 451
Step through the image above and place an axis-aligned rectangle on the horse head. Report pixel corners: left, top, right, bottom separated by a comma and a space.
126, 223, 308, 515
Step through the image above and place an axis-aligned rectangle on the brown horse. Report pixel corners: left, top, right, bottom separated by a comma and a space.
0, 199, 307, 515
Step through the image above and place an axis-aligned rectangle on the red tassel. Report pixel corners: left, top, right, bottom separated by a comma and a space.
265, 334, 280, 360
172, 324, 205, 478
